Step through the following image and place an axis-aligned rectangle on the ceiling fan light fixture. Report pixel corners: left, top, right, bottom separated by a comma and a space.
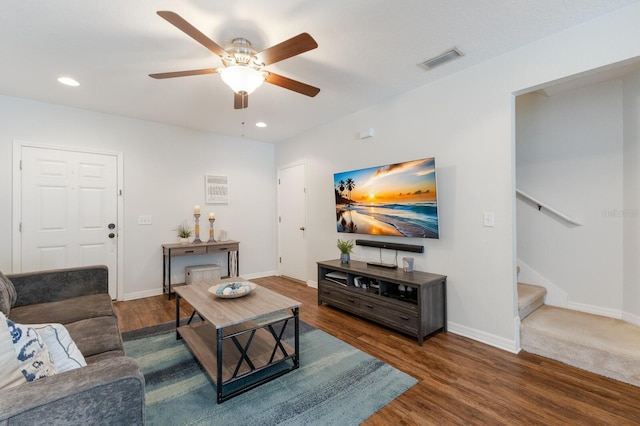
220, 66, 264, 95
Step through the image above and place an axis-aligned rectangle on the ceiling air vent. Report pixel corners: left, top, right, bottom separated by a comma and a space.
419, 48, 463, 71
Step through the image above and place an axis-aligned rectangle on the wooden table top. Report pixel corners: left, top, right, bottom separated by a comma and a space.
174, 277, 302, 329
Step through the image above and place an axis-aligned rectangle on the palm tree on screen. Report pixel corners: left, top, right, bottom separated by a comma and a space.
337, 180, 346, 198
345, 178, 355, 204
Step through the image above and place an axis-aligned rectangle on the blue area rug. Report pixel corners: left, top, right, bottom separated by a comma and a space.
123, 320, 416, 425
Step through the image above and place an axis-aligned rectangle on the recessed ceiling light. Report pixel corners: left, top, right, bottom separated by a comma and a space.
57, 77, 80, 87
256, 122, 267, 128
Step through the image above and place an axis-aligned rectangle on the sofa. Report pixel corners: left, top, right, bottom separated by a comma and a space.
0, 265, 145, 425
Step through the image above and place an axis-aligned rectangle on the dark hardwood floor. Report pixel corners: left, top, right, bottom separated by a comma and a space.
113, 276, 640, 425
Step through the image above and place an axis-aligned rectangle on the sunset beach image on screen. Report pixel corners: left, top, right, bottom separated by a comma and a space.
334, 157, 439, 238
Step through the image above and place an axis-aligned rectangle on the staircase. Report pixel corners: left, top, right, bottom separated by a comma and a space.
518, 282, 640, 387
517, 283, 546, 321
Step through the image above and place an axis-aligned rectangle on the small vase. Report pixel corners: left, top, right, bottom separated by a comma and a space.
179, 237, 189, 245
340, 253, 350, 264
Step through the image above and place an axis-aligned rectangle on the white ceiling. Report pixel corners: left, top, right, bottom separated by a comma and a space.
1, 0, 637, 143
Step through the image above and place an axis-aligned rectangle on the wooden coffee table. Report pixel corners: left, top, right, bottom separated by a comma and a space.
174, 277, 301, 403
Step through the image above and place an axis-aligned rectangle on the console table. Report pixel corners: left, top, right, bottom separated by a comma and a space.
162, 240, 239, 298
317, 259, 446, 345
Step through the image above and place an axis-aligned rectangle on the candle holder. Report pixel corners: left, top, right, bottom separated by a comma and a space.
207, 217, 216, 243
193, 213, 202, 243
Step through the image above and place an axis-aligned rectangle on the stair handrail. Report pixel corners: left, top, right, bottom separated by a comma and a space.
516, 188, 582, 226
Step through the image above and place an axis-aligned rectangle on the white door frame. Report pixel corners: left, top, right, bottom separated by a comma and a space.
12, 140, 125, 300
277, 161, 308, 283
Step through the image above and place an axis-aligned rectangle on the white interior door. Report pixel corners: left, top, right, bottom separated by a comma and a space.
20, 146, 119, 298
278, 163, 307, 282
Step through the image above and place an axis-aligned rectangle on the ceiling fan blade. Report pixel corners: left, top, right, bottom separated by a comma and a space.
234, 92, 249, 109
265, 73, 320, 97
255, 33, 318, 66
149, 68, 218, 79
157, 11, 228, 57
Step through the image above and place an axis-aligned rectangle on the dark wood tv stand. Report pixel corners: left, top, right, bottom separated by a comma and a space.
317, 259, 447, 345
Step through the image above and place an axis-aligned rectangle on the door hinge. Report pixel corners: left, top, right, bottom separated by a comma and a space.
19, 160, 22, 170
279, 216, 281, 223
19, 222, 22, 232
279, 257, 282, 263
278, 178, 281, 184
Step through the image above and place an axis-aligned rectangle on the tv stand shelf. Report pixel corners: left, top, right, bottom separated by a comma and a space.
317, 259, 446, 345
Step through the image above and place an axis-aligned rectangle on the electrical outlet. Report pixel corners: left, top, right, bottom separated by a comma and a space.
483, 212, 495, 227
138, 215, 152, 225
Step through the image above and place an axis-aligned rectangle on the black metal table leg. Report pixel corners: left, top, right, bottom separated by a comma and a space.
217, 327, 223, 403
162, 251, 167, 296
167, 248, 173, 299
175, 293, 181, 340
294, 307, 299, 367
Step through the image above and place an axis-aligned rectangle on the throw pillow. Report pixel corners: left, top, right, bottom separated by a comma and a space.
32, 323, 87, 372
6, 318, 58, 381
0, 311, 27, 389
0, 271, 17, 316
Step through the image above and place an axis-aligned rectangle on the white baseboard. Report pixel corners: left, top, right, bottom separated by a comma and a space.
559, 302, 640, 326
272, 271, 317, 288
448, 321, 519, 354
514, 315, 521, 353
121, 288, 164, 301
241, 270, 279, 280
622, 311, 640, 327
567, 301, 622, 319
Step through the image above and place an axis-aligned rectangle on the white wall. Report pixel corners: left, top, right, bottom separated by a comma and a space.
0, 95, 277, 300
623, 72, 640, 324
516, 80, 625, 316
275, 2, 640, 352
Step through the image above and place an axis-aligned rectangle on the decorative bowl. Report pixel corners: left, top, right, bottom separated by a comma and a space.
209, 281, 256, 298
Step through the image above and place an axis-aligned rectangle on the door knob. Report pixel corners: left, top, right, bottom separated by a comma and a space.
299, 226, 305, 231
108, 233, 115, 239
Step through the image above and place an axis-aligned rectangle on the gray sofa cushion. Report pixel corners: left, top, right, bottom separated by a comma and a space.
8, 266, 108, 308
0, 271, 17, 315
8, 293, 114, 325
66, 316, 123, 359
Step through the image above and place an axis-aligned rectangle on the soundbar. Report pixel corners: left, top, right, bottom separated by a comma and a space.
355, 239, 424, 253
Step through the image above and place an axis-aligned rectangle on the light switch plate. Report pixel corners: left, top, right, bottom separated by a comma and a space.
483, 212, 495, 227
138, 215, 152, 225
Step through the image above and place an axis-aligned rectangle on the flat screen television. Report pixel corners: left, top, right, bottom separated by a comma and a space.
334, 157, 439, 238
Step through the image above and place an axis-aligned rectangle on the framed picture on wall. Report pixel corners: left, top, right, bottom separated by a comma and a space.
205, 175, 229, 204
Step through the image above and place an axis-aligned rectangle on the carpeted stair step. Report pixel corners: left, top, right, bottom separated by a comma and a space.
517, 282, 546, 320
521, 305, 640, 387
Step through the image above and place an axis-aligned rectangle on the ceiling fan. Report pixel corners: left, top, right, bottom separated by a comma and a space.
149, 11, 320, 109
